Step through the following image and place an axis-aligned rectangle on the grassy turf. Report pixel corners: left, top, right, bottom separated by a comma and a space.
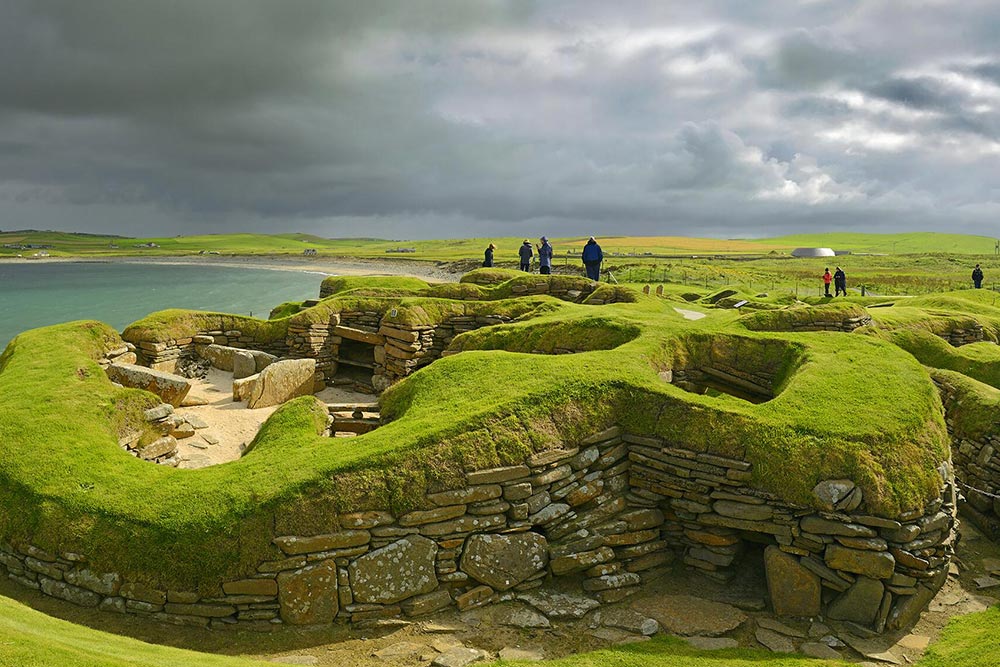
0, 272, 962, 592
0, 593, 272, 667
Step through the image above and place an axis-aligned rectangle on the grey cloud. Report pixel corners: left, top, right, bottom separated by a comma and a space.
0, 1, 999, 238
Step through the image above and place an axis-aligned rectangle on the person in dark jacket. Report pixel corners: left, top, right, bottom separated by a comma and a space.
582, 236, 603, 281
973, 264, 984, 289
537, 237, 553, 275
483, 243, 495, 267
518, 239, 533, 272
834, 267, 847, 297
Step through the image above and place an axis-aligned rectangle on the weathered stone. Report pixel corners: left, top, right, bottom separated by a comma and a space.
163, 602, 236, 618
40, 578, 100, 607
497, 604, 551, 629
517, 590, 600, 619
400, 589, 452, 616
498, 648, 544, 662
550, 546, 614, 575
399, 505, 467, 527
120, 582, 166, 605
143, 404, 173, 421
712, 500, 773, 521
427, 485, 502, 506
467, 465, 529, 485
106, 363, 192, 407
201, 344, 237, 371
455, 585, 494, 611
764, 546, 821, 618
420, 514, 506, 536
222, 579, 278, 596
593, 608, 659, 636
800, 516, 876, 537
801, 642, 843, 660
138, 435, 177, 460
825, 545, 895, 579
582, 572, 641, 592
277, 559, 338, 625
349, 536, 438, 604
632, 595, 746, 637
755, 628, 795, 653
619, 509, 665, 531
432, 647, 488, 667
685, 529, 739, 547
63, 569, 121, 596
246, 359, 317, 409
836, 535, 888, 551
274, 530, 370, 555
232, 351, 257, 380
827, 577, 884, 625
461, 533, 548, 591
812, 480, 856, 511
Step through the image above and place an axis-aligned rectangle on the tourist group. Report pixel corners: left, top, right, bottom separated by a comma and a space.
483, 236, 605, 281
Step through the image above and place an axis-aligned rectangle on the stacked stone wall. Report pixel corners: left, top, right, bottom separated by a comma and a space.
787, 314, 872, 332
937, 376, 1000, 539
937, 323, 984, 347
0, 426, 955, 634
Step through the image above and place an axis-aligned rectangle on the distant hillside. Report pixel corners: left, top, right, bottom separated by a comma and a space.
751, 232, 1000, 255
2, 229, 999, 259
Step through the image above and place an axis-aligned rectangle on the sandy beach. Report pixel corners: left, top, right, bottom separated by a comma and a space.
1, 254, 461, 282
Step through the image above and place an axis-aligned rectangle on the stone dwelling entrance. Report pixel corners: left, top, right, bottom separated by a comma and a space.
333, 326, 379, 392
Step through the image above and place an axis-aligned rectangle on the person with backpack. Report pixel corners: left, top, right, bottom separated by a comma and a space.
973, 264, 984, 289
483, 243, 496, 268
823, 268, 832, 297
834, 267, 847, 297
518, 239, 533, 272
582, 236, 603, 281
537, 237, 553, 275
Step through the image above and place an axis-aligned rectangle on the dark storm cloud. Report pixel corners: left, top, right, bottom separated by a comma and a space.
1, 1, 999, 238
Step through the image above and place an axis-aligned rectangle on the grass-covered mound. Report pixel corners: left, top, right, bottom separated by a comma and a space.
320, 275, 431, 297
0, 278, 951, 591
740, 302, 868, 331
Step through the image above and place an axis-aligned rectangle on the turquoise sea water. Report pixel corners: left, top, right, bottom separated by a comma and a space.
0, 262, 327, 349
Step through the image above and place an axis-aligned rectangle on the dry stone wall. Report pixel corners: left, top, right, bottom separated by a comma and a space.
0, 426, 955, 635
937, 375, 1000, 539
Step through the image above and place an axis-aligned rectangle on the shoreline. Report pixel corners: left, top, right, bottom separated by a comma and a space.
0, 254, 460, 282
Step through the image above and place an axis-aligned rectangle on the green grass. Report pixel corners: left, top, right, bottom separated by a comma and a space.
0, 272, 953, 591
0, 593, 272, 667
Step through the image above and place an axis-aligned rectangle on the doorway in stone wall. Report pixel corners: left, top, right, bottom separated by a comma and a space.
335, 337, 377, 392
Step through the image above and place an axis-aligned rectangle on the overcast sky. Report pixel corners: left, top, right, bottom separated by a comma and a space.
1, 1, 999, 240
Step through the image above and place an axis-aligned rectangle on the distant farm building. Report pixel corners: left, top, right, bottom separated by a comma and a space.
791, 247, 835, 258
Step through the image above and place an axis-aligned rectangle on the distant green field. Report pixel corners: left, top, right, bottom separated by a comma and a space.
3, 229, 999, 261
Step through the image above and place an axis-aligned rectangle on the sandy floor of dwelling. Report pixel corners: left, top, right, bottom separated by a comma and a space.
172, 368, 373, 469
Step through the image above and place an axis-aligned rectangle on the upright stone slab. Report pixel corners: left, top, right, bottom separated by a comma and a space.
232, 351, 257, 380
461, 533, 549, 591
827, 576, 884, 626
349, 536, 438, 604
246, 359, 317, 409
277, 559, 338, 625
105, 363, 192, 407
764, 546, 821, 617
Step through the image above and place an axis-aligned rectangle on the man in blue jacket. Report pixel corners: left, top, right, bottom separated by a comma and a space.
537, 237, 553, 275
518, 240, 533, 272
582, 236, 603, 281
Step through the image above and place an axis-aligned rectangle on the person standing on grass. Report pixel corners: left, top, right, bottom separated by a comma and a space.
823, 268, 832, 297
537, 237, 553, 275
483, 243, 496, 267
519, 239, 533, 272
582, 236, 604, 281
973, 264, 984, 289
834, 267, 847, 297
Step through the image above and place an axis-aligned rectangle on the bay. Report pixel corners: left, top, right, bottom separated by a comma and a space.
0, 261, 327, 349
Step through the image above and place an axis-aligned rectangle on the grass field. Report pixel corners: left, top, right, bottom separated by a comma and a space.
3, 230, 999, 261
